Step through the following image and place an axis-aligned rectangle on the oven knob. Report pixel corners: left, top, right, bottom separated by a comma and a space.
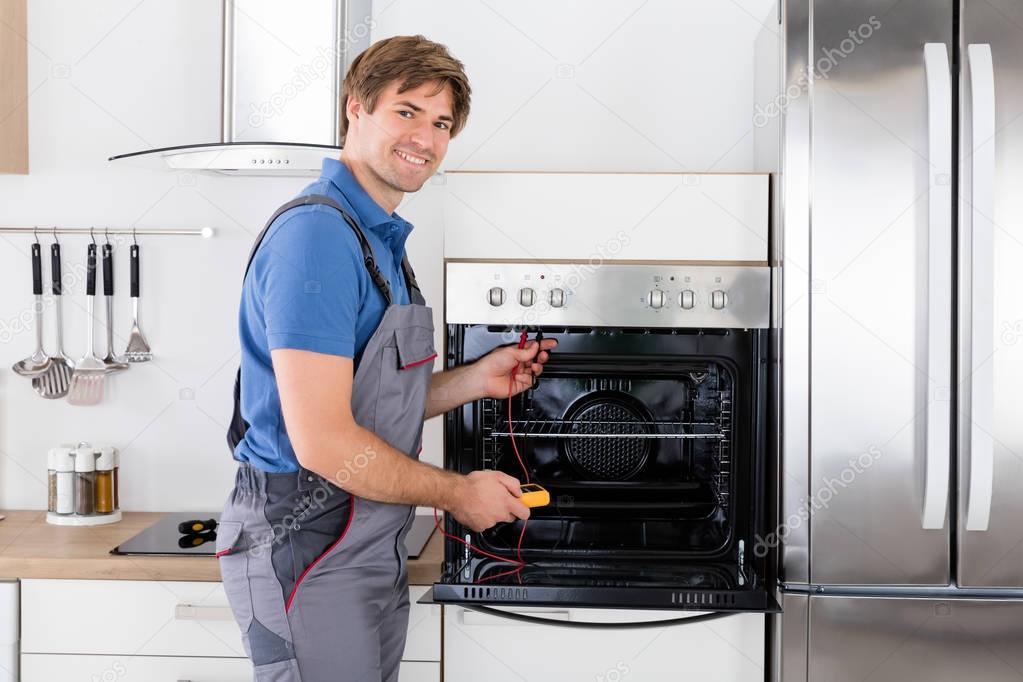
487, 286, 506, 306
549, 288, 565, 307
519, 287, 535, 307
711, 290, 728, 310
648, 290, 665, 309
679, 289, 695, 310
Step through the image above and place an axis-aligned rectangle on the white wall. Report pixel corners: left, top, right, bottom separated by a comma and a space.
0, 0, 776, 511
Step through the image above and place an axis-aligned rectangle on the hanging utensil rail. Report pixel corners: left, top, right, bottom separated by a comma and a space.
0, 227, 214, 237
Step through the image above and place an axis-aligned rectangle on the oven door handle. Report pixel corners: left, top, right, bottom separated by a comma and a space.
459, 604, 736, 629
922, 42, 953, 531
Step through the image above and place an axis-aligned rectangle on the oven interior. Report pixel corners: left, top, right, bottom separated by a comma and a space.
443, 325, 767, 593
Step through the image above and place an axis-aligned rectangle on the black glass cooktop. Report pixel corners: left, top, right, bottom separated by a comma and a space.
111, 512, 221, 557
111, 510, 438, 558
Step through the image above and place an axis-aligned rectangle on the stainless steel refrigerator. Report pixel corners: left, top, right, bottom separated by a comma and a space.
774, 0, 1023, 679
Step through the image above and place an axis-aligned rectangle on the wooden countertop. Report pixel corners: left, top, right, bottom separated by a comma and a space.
0, 510, 443, 584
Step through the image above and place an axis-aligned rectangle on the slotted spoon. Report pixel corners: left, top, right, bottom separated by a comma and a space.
100, 242, 128, 373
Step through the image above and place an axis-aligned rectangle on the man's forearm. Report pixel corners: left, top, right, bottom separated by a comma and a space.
298, 423, 464, 509
424, 363, 483, 419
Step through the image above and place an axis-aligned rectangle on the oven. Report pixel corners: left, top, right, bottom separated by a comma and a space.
430, 259, 778, 613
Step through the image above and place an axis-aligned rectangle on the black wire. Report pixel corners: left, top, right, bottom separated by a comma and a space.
462, 604, 737, 629
550, 490, 567, 552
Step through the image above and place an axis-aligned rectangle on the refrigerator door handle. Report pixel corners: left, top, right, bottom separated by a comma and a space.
965, 43, 996, 532
922, 43, 952, 530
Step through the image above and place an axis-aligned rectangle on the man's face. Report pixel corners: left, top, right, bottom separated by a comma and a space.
345, 79, 454, 194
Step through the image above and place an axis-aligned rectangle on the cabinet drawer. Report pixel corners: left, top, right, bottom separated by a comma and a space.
404, 585, 441, 662
23, 580, 440, 663
399, 660, 440, 682
22, 580, 245, 657
444, 606, 765, 682
21, 654, 252, 681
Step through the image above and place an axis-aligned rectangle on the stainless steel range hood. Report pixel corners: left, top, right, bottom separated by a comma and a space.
110, 0, 372, 175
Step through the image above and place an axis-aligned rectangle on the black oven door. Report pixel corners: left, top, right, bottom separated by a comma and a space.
429, 324, 779, 614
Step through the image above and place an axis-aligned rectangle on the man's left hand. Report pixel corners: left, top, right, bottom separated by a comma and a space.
475, 338, 558, 399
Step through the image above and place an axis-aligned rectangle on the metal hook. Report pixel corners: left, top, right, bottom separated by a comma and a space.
32, 226, 39, 244
104, 226, 110, 244
132, 227, 138, 246
52, 226, 58, 245
89, 227, 96, 245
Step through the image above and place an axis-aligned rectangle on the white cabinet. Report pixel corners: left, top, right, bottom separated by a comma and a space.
20, 579, 441, 677
444, 605, 765, 682
399, 660, 440, 682
21, 654, 252, 681
0, 582, 16, 682
22, 580, 245, 657
404, 586, 441, 662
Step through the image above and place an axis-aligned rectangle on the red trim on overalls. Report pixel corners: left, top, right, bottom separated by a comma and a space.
285, 498, 357, 613
215, 548, 232, 558
400, 353, 437, 370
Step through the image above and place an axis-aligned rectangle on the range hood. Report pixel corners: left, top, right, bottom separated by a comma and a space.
110, 0, 372, 175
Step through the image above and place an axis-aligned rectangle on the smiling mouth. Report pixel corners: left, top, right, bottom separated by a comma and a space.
394, 149, 429, 168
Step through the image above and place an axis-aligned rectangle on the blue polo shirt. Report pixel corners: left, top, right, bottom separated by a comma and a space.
233, 158, 414, 472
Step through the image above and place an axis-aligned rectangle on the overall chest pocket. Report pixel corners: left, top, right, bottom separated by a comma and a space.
375, 324, 436, 454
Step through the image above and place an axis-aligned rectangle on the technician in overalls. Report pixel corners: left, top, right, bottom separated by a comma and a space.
217, 36, 556, 681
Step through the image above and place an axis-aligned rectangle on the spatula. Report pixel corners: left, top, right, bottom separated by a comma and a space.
68, 243, 107, 406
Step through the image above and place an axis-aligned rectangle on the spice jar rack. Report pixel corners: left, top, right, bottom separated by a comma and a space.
46, 443, 121, 526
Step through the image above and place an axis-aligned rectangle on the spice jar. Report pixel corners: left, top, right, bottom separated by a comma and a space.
112, 446, 120, 510
74, 444, 97, 516
47, 449, 56, 513
95, 447, 115, 514
54, 448, 75, 515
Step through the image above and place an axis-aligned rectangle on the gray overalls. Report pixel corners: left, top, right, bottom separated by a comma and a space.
218, 195, 435, 681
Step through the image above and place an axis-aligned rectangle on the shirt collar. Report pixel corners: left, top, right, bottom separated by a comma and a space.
320, 157, 412, 238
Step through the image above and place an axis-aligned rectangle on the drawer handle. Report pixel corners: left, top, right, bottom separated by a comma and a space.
174, 604, 236, 622
460, 608, 571, 626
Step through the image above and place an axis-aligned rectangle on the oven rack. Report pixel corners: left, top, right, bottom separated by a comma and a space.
490, 418, 725, 440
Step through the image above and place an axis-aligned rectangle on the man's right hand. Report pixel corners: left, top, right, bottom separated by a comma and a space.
449, 471, 530, 532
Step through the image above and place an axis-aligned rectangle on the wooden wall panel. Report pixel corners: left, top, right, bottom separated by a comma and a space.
0, 0, 28, 174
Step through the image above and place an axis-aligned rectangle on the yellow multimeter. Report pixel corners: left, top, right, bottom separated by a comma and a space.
519, 483, 550, 508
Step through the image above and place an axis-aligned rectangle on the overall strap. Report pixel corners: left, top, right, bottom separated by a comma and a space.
244, 194, 395, 305
400, 255, 425, 305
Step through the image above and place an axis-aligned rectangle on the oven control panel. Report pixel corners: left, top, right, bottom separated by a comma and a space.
446, 261, 770, 329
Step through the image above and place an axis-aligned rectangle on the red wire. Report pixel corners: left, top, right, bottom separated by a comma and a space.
506, 330, 531, 575
432, 330, 536, 584
432, 507, 522, 566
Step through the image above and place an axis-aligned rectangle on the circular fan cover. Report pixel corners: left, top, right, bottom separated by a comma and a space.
564, 396, 651, 480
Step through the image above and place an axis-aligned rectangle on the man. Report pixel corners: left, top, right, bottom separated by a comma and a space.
218, 35, 556, 681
